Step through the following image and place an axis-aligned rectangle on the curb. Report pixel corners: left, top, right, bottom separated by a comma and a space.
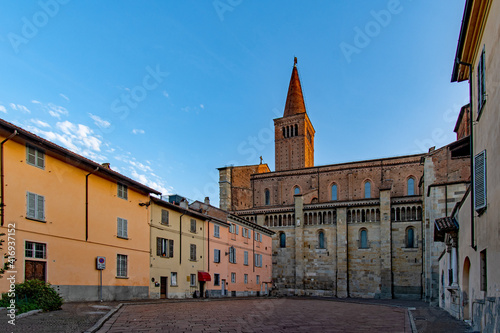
407, 308, 418, 333
17, 309, 42, 319
84, 303, 123, 333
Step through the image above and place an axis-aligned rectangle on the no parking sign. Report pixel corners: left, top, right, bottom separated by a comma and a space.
96, 256, 106, 270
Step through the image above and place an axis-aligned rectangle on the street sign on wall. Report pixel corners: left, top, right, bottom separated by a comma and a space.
96, 256, 106, 270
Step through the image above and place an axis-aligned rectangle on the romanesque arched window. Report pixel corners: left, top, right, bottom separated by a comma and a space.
279, 232, 286, 248
407, 177, 415, 196
406, 227, 415, 248
265, 189, 270, 206
359, 228, 368, 249
294, 186, 300, 195
318, 231, 325, 249
331, 184, 338, 201
364, 181, 371, 199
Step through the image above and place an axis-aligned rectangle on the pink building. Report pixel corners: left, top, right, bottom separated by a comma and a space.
191, 199, 274, 297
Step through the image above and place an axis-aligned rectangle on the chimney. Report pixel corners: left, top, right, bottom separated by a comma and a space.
204, 197, 210, 205
102, 163, 111, 169
180, 198, 188, 209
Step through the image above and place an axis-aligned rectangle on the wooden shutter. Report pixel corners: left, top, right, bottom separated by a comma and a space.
37, 195, 45, 220
169, 239, 174, 258
157, 237, 161, 256
474, 150, 487, 211
27, 192, 36, 218
161, 210, 169, 224
37, 150, 45, 168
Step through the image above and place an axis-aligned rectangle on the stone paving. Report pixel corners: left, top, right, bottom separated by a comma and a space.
0, 297, 474, 333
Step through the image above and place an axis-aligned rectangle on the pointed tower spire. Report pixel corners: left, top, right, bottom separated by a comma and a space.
283, 57, 307, 117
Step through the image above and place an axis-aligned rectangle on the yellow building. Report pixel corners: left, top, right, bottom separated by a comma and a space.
0, 119, 161, 301
149, 197, 212, 298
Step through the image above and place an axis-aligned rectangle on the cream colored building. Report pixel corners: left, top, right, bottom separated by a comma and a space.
149, 197, 209, 299
440, 0, 500, 330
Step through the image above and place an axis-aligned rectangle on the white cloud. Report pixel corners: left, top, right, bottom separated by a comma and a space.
162, 91, 169, 98
31, 100, 42, 105
0, 105, 6, 113
59, 93, 69, 101
47, 103, 68, 118
9, 103, 30, 113
31, 119, 50, 128
200, 104, 205, 109
89, 113, 111, 129
9, 103, 16, 110
132, 129, 145, 134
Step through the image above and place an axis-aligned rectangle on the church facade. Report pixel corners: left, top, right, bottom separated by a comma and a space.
218, 59, 469, 299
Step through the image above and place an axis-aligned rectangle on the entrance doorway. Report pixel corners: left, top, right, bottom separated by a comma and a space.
160, 276, 168, 299
25, 260, 46, 282
463, 257, 470, 320
221, 279, 226, 296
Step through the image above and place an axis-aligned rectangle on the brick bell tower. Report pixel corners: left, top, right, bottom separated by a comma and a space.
274, 57, 315, 171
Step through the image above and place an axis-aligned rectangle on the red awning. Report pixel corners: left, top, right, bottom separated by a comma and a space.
198, 271, 211, 282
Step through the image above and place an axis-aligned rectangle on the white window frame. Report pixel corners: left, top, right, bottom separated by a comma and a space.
214, 225, 220, 238
117, 254, 127, 277
26, 144, 45, 169
117, 217, 128, 239
171, 272, 177, 286
244, 251, 248, 266
26, 192, 45, 221
190, 273, 196, 287
25, 241, 46, 259
117, 183, 128, 200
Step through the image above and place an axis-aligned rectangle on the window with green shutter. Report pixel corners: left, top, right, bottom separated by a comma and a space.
161, 209, 169, 225
157, 237, 174, 257
477, 47, 486, 116
26, 144, 45, 169
117, 183, 128, 200
26, 192, 45, 221
117, 217, 128, 238
474, 150, 487, 211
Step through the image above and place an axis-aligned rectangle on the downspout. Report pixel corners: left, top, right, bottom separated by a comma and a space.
207, 219, 210, 272
457, 59, 476, 251
252, 225, 255, 273
346, 219, 350, 297
1, 130, 17, 226
85, 167, 99, 241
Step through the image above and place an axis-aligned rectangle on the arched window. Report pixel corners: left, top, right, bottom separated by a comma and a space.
359, 229, 368, 248
364, 181, 371, 199
407, 177, 415, 196
294, 186, 300, 195
318, 231, 325, 249
406, 227, 415, 248
294, 124, 298, 136
279, 232, 286, 248
265, 189, 270, 206
282, 127, 286, 138
331, 184, 338, 201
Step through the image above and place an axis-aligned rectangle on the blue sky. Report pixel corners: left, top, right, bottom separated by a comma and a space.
0, 0, 469, 205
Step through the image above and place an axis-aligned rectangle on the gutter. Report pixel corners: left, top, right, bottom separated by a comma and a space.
0, 130, 18, 226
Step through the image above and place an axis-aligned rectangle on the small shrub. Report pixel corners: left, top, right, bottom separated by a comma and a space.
0, 279, 63, 313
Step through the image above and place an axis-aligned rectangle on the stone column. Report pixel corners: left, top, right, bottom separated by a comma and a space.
294, 195, 304, 295
379, 189, 393, 299
336, 207, 348, 298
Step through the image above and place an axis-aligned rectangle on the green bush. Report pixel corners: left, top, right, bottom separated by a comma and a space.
0, 279, 63, 313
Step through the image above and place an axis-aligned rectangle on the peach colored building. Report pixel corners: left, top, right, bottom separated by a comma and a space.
190, 199, 274, 297
0, 119, 160, 301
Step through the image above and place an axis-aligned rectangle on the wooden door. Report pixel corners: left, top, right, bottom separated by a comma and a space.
160, 276, 168, 299
25, 260, 46, 282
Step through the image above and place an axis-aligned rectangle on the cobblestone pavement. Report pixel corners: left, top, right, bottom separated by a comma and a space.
0, 297, 473, 333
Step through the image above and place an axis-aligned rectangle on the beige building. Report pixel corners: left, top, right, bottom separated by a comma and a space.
438, 0, 500, 331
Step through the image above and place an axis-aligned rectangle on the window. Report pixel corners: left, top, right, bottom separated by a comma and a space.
359, 229, 368, 249
161, 209, 169, 225
364, 181, 371, 199
244, 274, 248, 284
242, 228, 247, 238
214, 274, 220, 286
406, 227, 415, 248
255, 232, 259, 241
407, 178, 415, 196
171, 272, 177, 286
294, 186, 300, 195
26, 192, 45, 221
477, 47, 486, 114
474, 150, 487, 211
190, 244, 197, 261
117, 218, 128, 239
231, 272, 236, 283
331, 184, 338, 201
117, 254, 127, 277
25, 241, 46, 259
254, 253, 263, 267
235, 225, 239, 235
265, 189, 270, 205
190, 219, 196, 233
229, 223, 234, 233
156, 237, 174, 257
229, 246, 236, 263
279, 232, 286, 248
480, 249, 487, 291
190, 274, 196, 287
259, 234, 262, 242
248, 229, 251, 239
214, 225, 220, 238
117, 183, 128, 200
256, 275, 260, 284
244, 251, 248, 265
318, 231, 325, 249
26, 144, 45, 169
214, 249, 220, 263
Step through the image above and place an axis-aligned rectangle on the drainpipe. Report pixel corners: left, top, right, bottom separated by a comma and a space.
85, 167, 99, 241
1, 130, 17, 226
457, 59, 476, 251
